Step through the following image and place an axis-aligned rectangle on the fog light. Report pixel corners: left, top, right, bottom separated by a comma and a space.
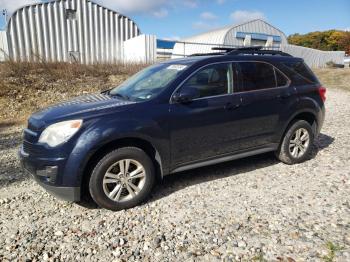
36, 166, 58, 183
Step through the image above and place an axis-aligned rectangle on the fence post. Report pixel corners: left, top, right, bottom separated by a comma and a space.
183, 42, 185, 57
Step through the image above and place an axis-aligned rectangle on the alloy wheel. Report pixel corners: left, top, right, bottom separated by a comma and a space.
102, 159, 146, 202
289, 128, 310, 158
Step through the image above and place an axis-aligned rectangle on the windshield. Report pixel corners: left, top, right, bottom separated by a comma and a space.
109, 63, 188, 101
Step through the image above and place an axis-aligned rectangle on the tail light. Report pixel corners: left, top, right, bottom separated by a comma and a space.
318, 86, 326, 102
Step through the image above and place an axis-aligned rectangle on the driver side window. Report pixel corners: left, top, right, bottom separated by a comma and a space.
181, 63, 232, 99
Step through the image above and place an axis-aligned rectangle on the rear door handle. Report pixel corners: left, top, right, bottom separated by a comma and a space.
225, 102, 240, 110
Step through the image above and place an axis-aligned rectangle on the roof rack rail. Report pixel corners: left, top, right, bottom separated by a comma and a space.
212, 46, 264, 52
212, 46, 292, 57
189, 52, 225, 57
226, 49, 292, 57
188, 46, 292, 57
189, 46, 263, 57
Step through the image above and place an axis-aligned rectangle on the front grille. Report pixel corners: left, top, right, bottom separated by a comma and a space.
23, 141, 43, 156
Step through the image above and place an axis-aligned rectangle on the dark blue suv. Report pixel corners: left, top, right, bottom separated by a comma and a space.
19, 48, 326, 211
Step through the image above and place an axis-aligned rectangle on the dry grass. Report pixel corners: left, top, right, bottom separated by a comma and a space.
313, 68, 350, 91
0, 61, 147, 125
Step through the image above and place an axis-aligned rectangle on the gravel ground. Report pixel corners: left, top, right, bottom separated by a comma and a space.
0, 88, 349, 262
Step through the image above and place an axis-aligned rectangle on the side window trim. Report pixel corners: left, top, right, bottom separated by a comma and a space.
227, 63, 233, 94
273, 67, 291, 88
170, 60, 291, 103
231, 62, 241, 93
273, 67, 278, 87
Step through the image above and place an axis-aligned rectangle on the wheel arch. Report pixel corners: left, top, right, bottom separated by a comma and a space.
291, 111, 318, 133
80, 137, 163, 198
279, 110, 318, 145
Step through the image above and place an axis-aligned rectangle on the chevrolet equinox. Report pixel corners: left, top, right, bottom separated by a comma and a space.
19, 47, 326, 211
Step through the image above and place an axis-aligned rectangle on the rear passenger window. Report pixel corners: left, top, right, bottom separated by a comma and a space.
282, 62, 318, 86
236, 62, 277, 92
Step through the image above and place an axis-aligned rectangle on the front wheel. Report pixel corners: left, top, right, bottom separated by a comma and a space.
89, 147, 155, 211
276, 120, 314, 165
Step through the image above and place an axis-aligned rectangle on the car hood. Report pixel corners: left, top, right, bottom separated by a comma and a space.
28, 93, 134, 130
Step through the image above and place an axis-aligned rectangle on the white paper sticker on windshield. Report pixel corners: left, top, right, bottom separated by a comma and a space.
167, 64, 187, 71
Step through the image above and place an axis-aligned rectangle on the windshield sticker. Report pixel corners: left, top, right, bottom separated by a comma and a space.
167, 65, 187, 71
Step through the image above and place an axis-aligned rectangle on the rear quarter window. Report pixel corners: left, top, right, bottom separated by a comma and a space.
282, 62, 319, 86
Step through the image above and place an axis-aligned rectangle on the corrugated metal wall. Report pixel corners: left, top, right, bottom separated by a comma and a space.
0, 31, 9, 61
282, 45, 345, 68
123, 34, 157, 63
6, 0, 140, 63
223, 20, 288, 46
143, 35, 157, 64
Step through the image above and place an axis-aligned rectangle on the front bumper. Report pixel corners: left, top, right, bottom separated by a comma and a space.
19, 146, 81, 202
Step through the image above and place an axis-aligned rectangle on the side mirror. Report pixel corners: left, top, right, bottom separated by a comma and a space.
172, 87, 200, 104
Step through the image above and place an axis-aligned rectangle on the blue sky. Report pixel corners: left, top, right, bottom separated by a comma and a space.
0, 0, 349, 39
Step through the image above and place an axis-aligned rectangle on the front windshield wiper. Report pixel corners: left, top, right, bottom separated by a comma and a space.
101, 89, 112, 95
110, 93, 131, 101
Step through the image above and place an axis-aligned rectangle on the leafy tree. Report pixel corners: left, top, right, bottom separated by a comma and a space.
338, 32, 350, 54
288, 30, 350, 55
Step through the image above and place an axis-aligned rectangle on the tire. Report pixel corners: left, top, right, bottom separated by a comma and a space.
276, 120, 314, 165
89, 147, 155, 211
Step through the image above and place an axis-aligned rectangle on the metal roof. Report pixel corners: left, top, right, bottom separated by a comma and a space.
181, 19, 288, 44
4, 0, 141, 31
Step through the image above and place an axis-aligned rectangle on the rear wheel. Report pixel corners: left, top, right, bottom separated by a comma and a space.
276, 120, 314, 165
89, 147, 155, 211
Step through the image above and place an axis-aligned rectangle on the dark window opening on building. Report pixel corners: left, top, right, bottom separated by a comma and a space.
65, 9, 76, 20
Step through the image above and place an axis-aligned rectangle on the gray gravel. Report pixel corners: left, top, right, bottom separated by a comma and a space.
1, 89, 350, 261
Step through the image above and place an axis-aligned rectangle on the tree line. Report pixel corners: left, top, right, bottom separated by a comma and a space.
288, 30, 350, 55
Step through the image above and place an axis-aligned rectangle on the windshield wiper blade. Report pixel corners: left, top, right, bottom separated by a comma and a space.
101, 89, 111, 95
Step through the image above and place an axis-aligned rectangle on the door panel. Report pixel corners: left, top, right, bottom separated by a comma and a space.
238, 87, 292, 149
169, 94, 242, 166
169, 62, 243, 167
234, 61, 295, 149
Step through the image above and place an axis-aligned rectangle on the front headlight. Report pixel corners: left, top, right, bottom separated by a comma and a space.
39, 120, 83, 147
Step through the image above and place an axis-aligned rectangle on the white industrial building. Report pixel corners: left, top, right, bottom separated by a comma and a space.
172, 19, 288, 55
0, 0, 146, 63
172, 19, 345, 68
0, 4, 345, 67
